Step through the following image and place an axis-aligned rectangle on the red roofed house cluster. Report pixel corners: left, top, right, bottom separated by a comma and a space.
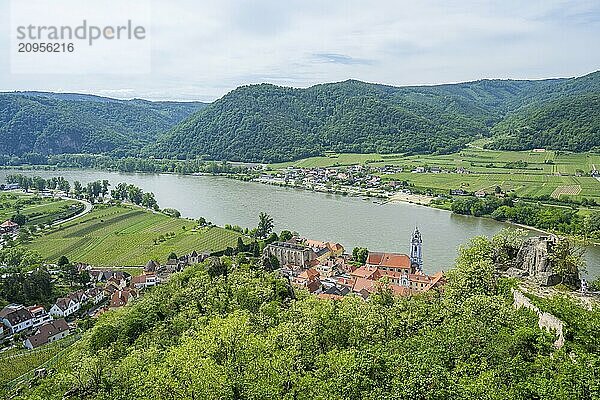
265, 227, 444, 300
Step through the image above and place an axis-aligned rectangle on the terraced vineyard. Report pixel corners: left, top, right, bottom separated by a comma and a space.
0, 334, 80, 388
26, 205, 249, 266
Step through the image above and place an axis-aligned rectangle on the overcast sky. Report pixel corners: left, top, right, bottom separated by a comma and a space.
1, 0, 599, 101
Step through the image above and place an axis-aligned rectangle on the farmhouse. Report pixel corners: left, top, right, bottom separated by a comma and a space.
23, 318, 70, 349
0, 220, 19, 234
0, 304, 34, 334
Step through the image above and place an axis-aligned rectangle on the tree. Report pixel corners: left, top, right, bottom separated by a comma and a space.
142, 192, 158, 210
168, 252, 178, 260
256, 212, 274, 239
352, 247, 369, 264
101, 180, 110, 197
279, 230, 293, 242
57, 255, 70, 267
548, 237, 586, 285
73, 181, 83, 198
11, 213, 27, 226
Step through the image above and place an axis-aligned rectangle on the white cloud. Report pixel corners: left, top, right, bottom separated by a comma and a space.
0, 0, 598, 100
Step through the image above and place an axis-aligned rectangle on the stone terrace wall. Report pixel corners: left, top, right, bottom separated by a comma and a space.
512, 289, 565, 349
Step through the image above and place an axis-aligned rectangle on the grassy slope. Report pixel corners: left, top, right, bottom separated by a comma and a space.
0, 192, 80, 225
25, 205, 248, 266
270, 148, 600, 202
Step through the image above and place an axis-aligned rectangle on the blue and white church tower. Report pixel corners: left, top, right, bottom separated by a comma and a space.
410, 226, 423, 271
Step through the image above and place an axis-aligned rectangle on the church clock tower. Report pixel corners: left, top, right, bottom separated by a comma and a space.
410, 227, 423, 271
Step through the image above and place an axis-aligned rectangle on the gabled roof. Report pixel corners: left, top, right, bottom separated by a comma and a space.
298, 267, 320, 280
0, 220, 18, 228
25, 319, 69, 348
366, 252, 411, 268
0, 305, 33, 325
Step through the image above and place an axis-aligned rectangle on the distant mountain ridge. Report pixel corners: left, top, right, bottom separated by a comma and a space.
154, 71, 600, 162
0, 92, 206, 158
1, 71, 598, 162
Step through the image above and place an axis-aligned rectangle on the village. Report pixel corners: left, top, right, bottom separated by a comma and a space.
0, 226, 446, 354
0, 250, 210, 351
265, 227, 445, 300
255, 164, 487, 200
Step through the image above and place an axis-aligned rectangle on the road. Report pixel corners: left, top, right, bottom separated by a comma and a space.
51, 198, 93, 226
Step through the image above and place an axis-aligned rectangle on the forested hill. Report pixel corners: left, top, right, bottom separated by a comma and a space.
13, 233, 600, 399
155, 71, 600, 162
0, 92, 205, 157
488, 93, 600, 152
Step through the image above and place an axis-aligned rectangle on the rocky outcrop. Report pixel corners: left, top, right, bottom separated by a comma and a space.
512, 289, 564, 348
511, 236, 562, 286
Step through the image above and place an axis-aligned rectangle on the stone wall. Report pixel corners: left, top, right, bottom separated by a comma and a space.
512, 289, 564, 349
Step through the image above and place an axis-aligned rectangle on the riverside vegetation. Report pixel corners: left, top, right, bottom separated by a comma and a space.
5, 230, 599, 400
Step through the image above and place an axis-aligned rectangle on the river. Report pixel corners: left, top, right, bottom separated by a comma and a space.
2, 169, 598, 278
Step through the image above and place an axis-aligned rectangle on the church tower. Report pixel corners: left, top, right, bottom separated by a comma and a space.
410, 226, 423, 271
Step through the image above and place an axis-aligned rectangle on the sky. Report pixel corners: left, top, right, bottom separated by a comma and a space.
1, 0, 599, 101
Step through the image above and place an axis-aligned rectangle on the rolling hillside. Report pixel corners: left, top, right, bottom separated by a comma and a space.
0, 92, 205, 157
154, 71, 600, 162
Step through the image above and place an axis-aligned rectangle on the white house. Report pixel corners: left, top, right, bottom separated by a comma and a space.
85, 287, 105, 304
23, 318, 70, 349
49, 295, 80, 318
130, 273, 158, 290
0, 304, 34, 334
27, 305, 52, 328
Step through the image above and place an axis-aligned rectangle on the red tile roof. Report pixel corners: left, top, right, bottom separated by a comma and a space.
367, 252, 411, 268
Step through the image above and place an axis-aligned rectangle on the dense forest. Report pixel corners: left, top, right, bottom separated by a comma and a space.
154, 71, 600, 162
12, 231, 600, 399
0, 92, 205, 157
488, 93, 600, 152
1, 71, 598, 163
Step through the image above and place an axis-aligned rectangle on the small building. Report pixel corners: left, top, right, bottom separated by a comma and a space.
0, 304, 34, 334
49, 296, 80, 318
0, 220, 19, 234
130, 273, 158, 290
23, 319, 70, 349
110, 288, 138, 308
27, 305, 52, 328
291, 268, 321, 293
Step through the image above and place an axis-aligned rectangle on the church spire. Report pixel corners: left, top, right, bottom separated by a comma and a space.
410, 226, 423, 271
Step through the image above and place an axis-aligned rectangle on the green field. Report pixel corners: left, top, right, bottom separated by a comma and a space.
0, 192, 81, 226
271, 148, 600, 202
25, 205, 248, 266
0, 334, 80, 387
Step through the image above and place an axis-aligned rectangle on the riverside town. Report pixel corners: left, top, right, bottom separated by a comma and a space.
1, 0, 599, 398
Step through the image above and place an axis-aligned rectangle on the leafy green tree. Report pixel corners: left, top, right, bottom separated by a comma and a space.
352, 247, 369, 264
256, 212, 274, 239
11, 212, 27, 226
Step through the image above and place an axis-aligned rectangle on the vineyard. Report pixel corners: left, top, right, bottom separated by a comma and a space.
25, 205, 249, 266
0, 334, 80, 388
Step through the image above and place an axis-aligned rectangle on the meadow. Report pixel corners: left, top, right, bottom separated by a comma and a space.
0, 192, 81, 226
271, 148, 600, 203
25, 205, 249, 266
